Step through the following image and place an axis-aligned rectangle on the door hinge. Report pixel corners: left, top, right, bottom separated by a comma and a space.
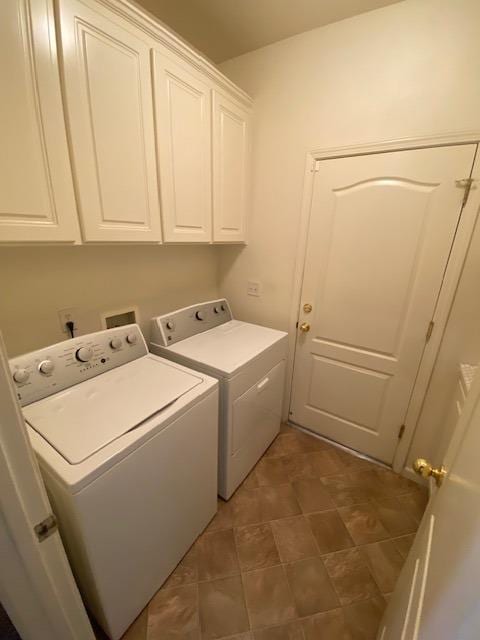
425, 320, 435, 343
398, 424, 406, 439
34, 514, 57, 542
455, 178, 476, 207
311, 159, 320, 173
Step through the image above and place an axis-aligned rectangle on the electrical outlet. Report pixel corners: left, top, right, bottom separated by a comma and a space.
247, 280, 261, 297
58, 308, 79, 334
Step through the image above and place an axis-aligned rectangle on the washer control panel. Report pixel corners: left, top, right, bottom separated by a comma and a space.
9, 324, 147, 407
151, 299, 232, 347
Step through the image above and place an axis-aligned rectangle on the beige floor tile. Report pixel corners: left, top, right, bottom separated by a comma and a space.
206, 499, 234, 533
371, 497, 418, 536
308, 510, 355, 554
242, 467, 260, 490
338, 504, 389, 545
360, 541, 405, 594
397, 491, 429, 524
197, 529, 239, 581
120, 610, 147, 640
347, 470, 387, 501
198, 576, 250, 640
263, 435, 288, 458
301, 609, 352, 640
259, 484, 301, 521
235, 523, 280, 571
323, 548, 379, 606
162, 544, 197, 589
270, 515, 318, 562
231, 487, 263, 527
321, 474, 371, 508
285, 451, 342, 481
292, 478, 335, 513
242, 565, 296, 629
392, 533, 416, 559
285, 557, 339, 617
147, 584, 200, 639
255, 457, 290, 487
252, 621, 303, 640
343, 595, 386, 640
374, 468, 420, 496
335, 450, 379, 473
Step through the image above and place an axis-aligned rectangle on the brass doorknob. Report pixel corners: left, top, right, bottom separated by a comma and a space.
413, 458, 446, 487
299, 322, 310, 333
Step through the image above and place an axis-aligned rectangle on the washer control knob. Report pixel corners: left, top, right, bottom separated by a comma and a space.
195, 311, 205, 321
39, 360, 54, 375
221, 304, 226, 311
126, 333, 138, 345
166, 321, 175, 330
13, 368, 29, 384
110, 337, 122, 350
76, 346, 93, 363
213, 306, 220, 314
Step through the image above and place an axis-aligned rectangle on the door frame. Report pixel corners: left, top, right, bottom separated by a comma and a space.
0, 330, 94, 640
286, 130, 480, 474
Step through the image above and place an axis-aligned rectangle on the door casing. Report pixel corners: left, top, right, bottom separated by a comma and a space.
286, 131, 480, 474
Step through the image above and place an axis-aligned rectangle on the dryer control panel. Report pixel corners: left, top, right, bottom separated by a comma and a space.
9, 325, 147, 406
151, 299, 233, 347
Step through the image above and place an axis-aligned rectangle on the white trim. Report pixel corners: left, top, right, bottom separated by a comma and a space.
0, 331, 94, 640
286, 132, 480, 472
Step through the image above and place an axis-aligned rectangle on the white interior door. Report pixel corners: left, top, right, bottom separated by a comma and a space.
380, 370, 480, 639
290, 144, 477, 463
0, 331, 94, 640
153, 49, 212, 243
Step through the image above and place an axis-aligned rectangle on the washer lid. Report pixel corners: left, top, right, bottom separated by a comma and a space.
23, 355, 202, 464
165, 320, 288, 375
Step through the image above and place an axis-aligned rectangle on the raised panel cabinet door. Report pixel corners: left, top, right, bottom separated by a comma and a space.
290, 144, 477, 463
153, 51, 212, 243
212, 91, 250, 243
57, 0, 161, 242
0, 0, 80, 243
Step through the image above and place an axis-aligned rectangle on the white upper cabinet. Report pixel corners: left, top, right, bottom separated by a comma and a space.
153, 50, 212, 243
0, 0, 80, 243
212, 91, 251, 243
57, 0, 162, 242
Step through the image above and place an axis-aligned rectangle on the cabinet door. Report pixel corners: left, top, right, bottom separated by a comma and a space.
58, 0, 161, 242
212, 91, 250, 243
0, 0, 80, 243
153, 51, 212, 243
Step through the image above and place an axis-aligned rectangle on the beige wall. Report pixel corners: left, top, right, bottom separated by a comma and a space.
219, 0, 480, 469
0, 245, 220, 357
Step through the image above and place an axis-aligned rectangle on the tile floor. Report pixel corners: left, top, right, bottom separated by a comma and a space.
97, 425, 428, 640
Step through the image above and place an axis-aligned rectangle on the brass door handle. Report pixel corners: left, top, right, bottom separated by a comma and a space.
299, 322, 310, 333
413, 458, 446, 487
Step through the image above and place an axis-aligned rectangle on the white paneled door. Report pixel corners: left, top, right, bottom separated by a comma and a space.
153, 51, 212, 242
290, 144, 477, 463
58, 0, 161, 242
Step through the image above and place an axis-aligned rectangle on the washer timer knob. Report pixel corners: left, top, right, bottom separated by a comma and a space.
39, 360, 54, 375
213, 306, 220, 314
110, 337, 122, 350
13, 368, 29, 384
166, 321, 175, 330
126, 333, 138, 345
195, 311, 205, 321
76, 346, 93, 363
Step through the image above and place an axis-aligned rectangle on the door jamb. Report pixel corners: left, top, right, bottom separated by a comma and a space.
285, 130, 480, 474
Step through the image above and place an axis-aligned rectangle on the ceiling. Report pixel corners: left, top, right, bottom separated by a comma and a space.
135, 0, 404, 63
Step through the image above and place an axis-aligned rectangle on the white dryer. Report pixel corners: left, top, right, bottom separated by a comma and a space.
9, 325, 218, 640
150, 300, 288, 499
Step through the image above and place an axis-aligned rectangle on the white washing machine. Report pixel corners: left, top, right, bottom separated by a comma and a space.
150, 300, 288, 499
9, 325, 218, 640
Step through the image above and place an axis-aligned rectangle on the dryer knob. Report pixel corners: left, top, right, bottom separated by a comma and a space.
126, 333, 138, 345
213, 306, 220, 314
13, 368, 29, 384
195, 311, 205, 321
166, 321, 175, 330
76, 346, 93, 363
221, 304, 226, 312
39, 360, 54, 375
110, 337, 122, 350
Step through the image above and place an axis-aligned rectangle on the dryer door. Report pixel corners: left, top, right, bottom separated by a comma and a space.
232, 360, 285, 456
